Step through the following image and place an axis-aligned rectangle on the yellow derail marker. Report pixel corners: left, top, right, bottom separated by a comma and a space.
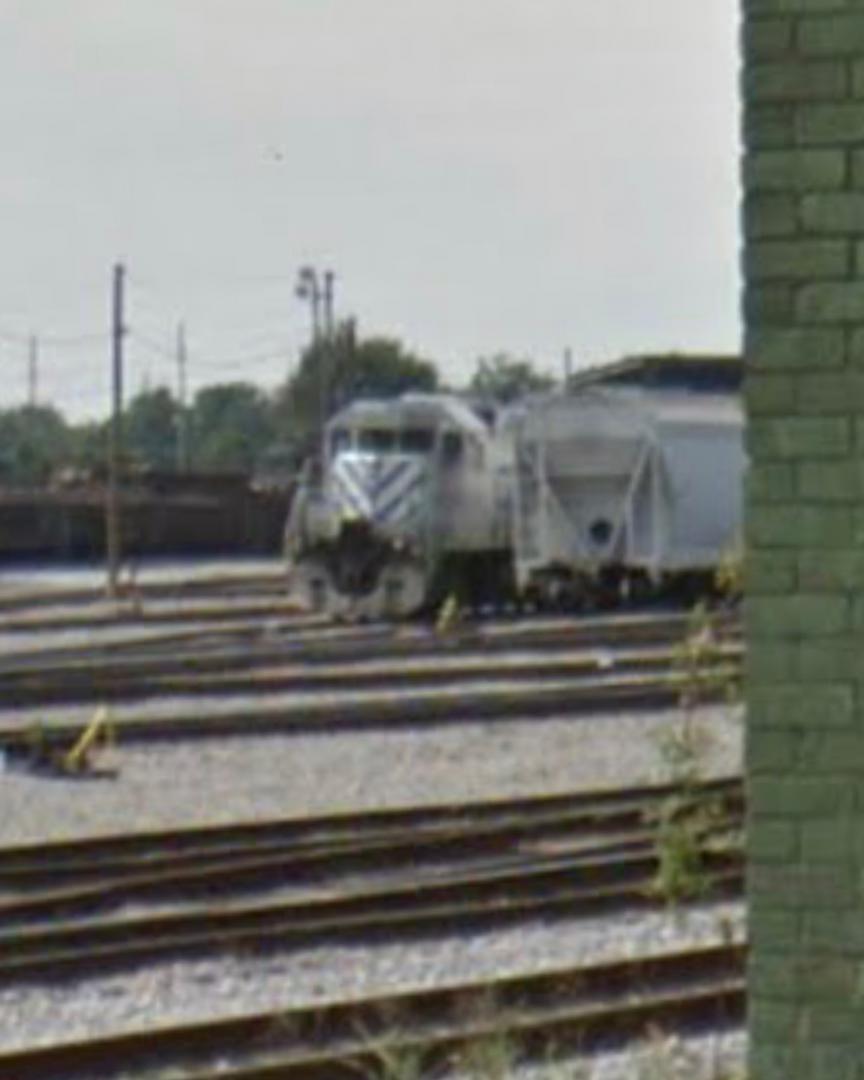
435, 593, 460, 635
62, 705, 114, 774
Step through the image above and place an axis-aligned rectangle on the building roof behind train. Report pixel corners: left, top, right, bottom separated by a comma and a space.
512, 386, 742, 440
328, 392, 489, 438
567, 353, 742, 394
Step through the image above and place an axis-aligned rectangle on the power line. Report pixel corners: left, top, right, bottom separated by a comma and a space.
128, 268, 301, 295
188, 347, 294, 373
129, 328, 175, 360
0, 328, 107, 348
127, 330, 292, 374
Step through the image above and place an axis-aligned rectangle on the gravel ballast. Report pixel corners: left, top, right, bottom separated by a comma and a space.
516, 1028, 747, 1079
0, 705, 742, 845
0, 621, 746, 1074
0, 899, 745, 1056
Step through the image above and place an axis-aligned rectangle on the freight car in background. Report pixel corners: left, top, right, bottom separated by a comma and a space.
0, 469, 289, 560
504, 387, 745, 608
284, 355, 745, 618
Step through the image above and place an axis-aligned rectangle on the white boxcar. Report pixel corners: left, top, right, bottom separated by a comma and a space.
507, 387, 745, 602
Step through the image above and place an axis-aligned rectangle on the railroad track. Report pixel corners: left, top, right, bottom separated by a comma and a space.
0, 583, 745, 1075
0, 666, 740, 751
0, 566, 290, 614
0, 595, 303, 634
0, 609, 740, 752
0, 637, 741, 710
0, 942, 746, 1079
0, 606, 738, 674
0, 780, 743, 983
0, 775, 743, 886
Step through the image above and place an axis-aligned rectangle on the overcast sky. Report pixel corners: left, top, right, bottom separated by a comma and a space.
0, 1, 741, 420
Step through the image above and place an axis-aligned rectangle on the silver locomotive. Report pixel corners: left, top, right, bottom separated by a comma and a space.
284, 393, 514, 617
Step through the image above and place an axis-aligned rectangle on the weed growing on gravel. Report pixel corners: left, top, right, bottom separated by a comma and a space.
355, 1039, 433, 1080
671, 601, 740, 714
648, 599, 741, 907
457, 1028, 516, 1078
634, 1027, 746, 1080
649, 791, 718, 905
342, 1027, 747, 1079
715, 540, 744, 608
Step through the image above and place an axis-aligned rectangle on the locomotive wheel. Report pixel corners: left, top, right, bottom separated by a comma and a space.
290, 555, 427, 620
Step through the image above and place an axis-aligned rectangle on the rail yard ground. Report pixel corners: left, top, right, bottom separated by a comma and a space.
0, 558, 747, 1078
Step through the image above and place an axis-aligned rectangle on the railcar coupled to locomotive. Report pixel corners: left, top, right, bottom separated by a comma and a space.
504, 387, 745, 608
284, 383, 745, 618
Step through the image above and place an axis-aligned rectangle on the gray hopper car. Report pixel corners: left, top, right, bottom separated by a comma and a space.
505, 387, 745, 607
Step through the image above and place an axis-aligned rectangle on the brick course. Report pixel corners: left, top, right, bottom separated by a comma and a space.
743, 1, 864, 1073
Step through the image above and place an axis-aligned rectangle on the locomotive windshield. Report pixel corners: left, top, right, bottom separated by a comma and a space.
330, 429, 351, 454
400, 428, 435, 453
353, 427, 435, 454
358, 429, 397, 452
442, 432, 463, 461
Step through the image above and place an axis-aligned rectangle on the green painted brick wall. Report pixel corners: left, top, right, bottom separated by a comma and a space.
743, 0, 864, 1074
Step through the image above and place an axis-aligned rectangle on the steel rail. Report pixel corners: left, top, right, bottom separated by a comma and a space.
0, 642, 742, 709
0, 828, 667, 921
0, 612, 363, 671
0, 795, 743, 923
0, 667, 738, 750
0, 780, 743, 908
0, 635, 724, 678
0, 843, 743, 983
0, 569, 290, 614
0, 773, 742, 872
0, 607, 739, 674
0, 943, 747, 1080
0, 597, 304, 634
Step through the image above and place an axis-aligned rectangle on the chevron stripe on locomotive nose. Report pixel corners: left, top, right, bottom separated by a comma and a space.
332, 457, 373, 519
332, 454, 427, 528
370, 457, 414, 502
332, 468, 370, 519
375, 469, 426, 526
370, 458, 426, 526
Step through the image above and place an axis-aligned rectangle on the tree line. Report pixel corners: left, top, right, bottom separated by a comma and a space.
0, 331, 555, 487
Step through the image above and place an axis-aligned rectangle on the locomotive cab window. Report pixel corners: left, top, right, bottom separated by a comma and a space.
441, 432, 463, 462
330, 429, 351, 454
358, 429, 397, 452
400, 428, 435, 453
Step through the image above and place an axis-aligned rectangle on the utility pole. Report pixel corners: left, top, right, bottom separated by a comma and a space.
295, 265, 336, 443
295, 266, 322, 343
323, 271, 335, 339
105, 262, 126, 600
563, 346, 573, 390
321, 270, 336, 425
176, 321, 189, 471
27, 334, 38, 407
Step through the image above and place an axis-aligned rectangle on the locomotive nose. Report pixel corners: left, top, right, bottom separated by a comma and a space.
331, 452, 427, 536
